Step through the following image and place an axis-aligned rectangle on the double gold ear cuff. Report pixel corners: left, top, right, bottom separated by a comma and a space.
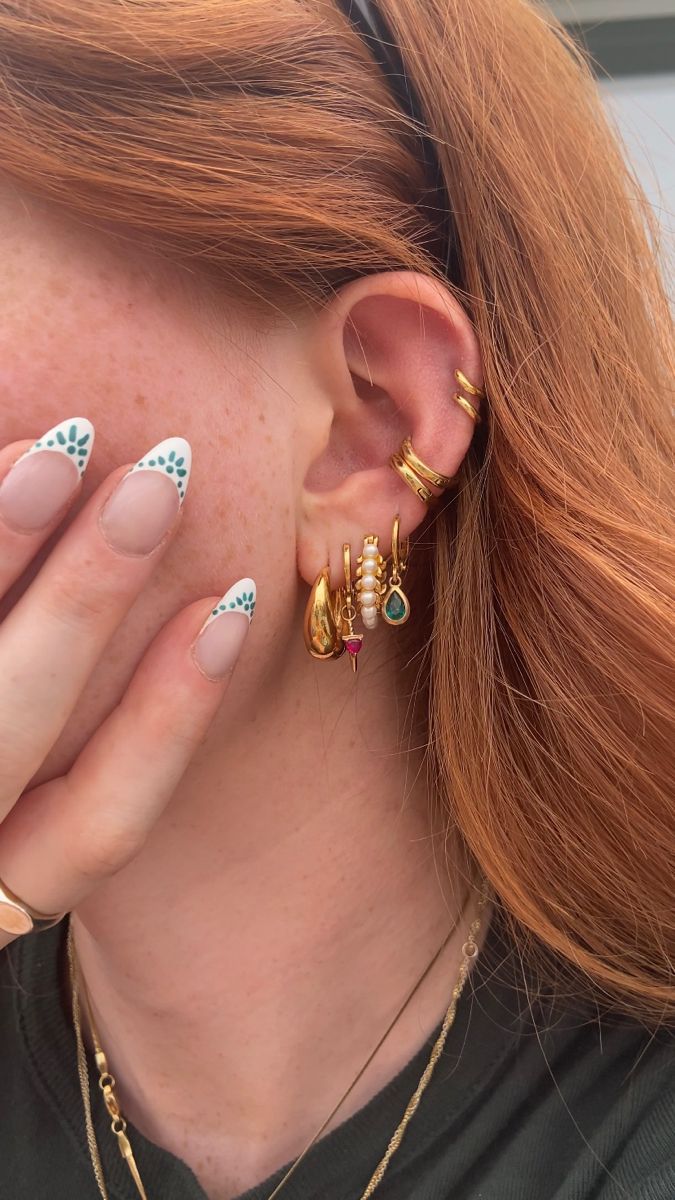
452, 368, 484, 424
390, 437, 456, 505
304, 516, 411, 673
390, 370, 485, 505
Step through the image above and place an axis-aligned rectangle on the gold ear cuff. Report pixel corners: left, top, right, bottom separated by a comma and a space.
390, 370, 485, 505
452, 368, 484, 424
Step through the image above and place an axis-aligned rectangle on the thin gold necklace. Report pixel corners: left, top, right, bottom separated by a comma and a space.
68, 888, 488, 1200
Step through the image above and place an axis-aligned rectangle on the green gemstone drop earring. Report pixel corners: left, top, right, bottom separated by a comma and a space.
382, 515, 411, 626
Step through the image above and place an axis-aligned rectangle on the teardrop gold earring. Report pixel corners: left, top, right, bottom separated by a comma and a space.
382, 516, 411, 626
304, 565, 344, 660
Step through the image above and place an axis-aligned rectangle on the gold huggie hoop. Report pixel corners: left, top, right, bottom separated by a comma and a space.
389, 453, 435, 505
400, 437, 456, 489
391, 515, 408, 576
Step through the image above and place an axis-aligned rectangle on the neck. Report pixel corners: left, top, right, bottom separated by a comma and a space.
73, 613, 479, 1200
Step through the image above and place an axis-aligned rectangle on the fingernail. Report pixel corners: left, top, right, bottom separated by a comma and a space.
0, 418, 94, 534
193, 578, 256, 679
100, 437, 192, 556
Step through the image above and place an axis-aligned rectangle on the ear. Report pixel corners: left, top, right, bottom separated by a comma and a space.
297, 271, 483, 588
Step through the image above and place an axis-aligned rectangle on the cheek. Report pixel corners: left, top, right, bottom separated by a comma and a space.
0, 204, 298, 776
0, 195, 290, 587
0, 220, 214, 472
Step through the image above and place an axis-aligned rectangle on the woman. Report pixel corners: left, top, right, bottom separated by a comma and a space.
0, 0, 672, 1197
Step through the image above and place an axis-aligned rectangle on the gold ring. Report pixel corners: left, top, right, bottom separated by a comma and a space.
452, 391, 481, 424
389, 454, 435, 505
400, 438, 456, 489
454, 368, 485, 398
0, 875, 65, 936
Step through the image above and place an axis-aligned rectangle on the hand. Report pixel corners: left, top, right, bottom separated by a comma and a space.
0, 418, 255, 948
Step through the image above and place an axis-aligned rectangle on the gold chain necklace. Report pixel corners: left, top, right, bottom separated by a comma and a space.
68, 889, 488, 1200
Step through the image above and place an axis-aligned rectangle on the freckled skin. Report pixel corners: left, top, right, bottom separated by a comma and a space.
0, 184, 481, 1200
0, 181, 298, 779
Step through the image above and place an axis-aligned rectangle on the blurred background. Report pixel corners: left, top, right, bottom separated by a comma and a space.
550, 1, 674, 281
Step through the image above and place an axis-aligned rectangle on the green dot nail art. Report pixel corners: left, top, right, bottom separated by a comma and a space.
201, 579, 257, 632
127, 437, 192, 504
18, 418, 95, 479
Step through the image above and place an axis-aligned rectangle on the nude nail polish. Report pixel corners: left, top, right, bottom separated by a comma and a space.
193, 579, 256, 679
100, 437, 192, 556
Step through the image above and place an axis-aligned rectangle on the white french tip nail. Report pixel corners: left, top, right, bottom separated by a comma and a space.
203, 577, 257, 629
129, 437, 192, 504
194, 579, 257, 679
19, 418, 95, 479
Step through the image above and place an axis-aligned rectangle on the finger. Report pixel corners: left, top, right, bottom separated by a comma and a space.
0, 436, 192, 810
0, 418, 94, 596
0, 579, 256, 930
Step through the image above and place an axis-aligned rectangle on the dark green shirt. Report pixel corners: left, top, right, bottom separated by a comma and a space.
0, 915, 673, 1200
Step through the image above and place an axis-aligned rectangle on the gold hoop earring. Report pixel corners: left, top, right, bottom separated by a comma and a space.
382, 516, 411, 625
304, 565, 344, 660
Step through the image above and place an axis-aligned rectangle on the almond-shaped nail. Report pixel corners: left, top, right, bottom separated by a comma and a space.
0, 418, 94, 533
100, 437, 191, 556
193, 578, 256, 679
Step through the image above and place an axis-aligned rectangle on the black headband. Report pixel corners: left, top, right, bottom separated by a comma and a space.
335, 0, 460, 283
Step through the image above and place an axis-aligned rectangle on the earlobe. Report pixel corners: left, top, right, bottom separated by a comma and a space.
297, 270, 484, 589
